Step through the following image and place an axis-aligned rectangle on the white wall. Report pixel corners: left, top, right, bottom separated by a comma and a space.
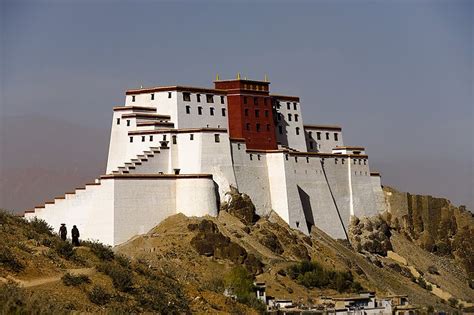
176, 92, 228, 129
274, 100, 307, 151
304, 127, 344, 153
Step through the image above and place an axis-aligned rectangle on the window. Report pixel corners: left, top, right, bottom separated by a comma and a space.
295, 114, 299, 122
168, 92, 172, 98
335, 158, 338, 164
222, 108, 226, 116
288, 114, 292, 121
257, 154, 261, 161
196, 94, 201, 102
129, 137, 133, 143
206, 94, 214, 103
186, 106, 191, 114
342, 159, 345, 164
309, 141, 314, 149
277, 102, 281, 109
306, 157, 310, 163
354, 159, 357, 165
295, 156, 298, 163
254, 97, 258, 105
249, 154, 253, 161
163, 135, 167, 141
210, 107, 215, 116
293, 102, 297, 110
364, 159, 367, 165
255, 109, 259, 117
317, 132, 321, 140
190, 134, 194, 140
150, 135, 153, 141
243, 97, 247, 104
296, 127, 300, 135
358, 159, 361, 165
151, 93, 155, 100
256, 123, 261, 132
237, 143, 241, 150
132, 95, 135, 102
142, 136, 145, 142
183, 92, 191, 102
285, 154, 289, 160
265, 110, 269, 117
278, 113, 282, 121
127, 120, 130, 126
279, 126, 283, 134
266, 124, 270, 131
246, 123, 250, 131
220, 96, 225, 104
214, 134, 220, 143
116, 118, 120, 125
326, 132, 330, 140
245, 109, 249, 116
287, 102, 290, 110
198, 107, 203, 115
308, 131, 312, 138
172, 135, 177, 144
334, 133, 338, 141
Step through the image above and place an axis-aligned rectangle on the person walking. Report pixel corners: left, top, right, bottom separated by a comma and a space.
71, 225, 80, 246
59, 223, 67, 241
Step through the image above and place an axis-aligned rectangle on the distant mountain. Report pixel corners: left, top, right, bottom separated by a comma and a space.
0, 115, 109, 212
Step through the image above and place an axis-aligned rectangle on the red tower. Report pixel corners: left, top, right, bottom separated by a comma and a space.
214, 78, 277, 150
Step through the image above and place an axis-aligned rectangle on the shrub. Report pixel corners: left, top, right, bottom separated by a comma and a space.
116, 254, 131, 269
448, 297, 458, 308
0, 247, 25, 272
428, 265, 439, 275
417, 277, 432, 291
84, 241, 114, 261
61, 273, 91, 286
202, 276, 225, 293
29, 218, 53, 236
98, 262, 133, 292
88, 285, 111, 306
54, 240, 75, 260
223, 266, 265, 312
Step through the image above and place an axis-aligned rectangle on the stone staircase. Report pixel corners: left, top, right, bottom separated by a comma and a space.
111, 146, 168, 174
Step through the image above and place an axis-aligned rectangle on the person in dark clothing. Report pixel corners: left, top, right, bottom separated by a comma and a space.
59, 223, 67, 241
71, 225, 80, 246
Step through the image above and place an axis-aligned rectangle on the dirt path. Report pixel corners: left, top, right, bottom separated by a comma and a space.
1, 268, 95, 288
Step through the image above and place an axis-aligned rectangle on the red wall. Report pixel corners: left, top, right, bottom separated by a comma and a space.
215, 80, 277, 150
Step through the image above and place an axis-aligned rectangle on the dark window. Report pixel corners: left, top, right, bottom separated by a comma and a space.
310, 141, 314, 149
295, 114, 299, 122
254, 97, 258, 105
342, 158, 345, 164
257, 154, 261, 161
309, 131, 312, 138
222, 108, 226, 116
214, 134, 220, 143
288, 114, 292, 121
206, 94, 214, 103
277, 102, 281, 109
237, 143, 241, 150
354, 159, 357, 165
127, 120, 130, 126
255, 109, 259, 118
266, 124, 270, 131
142, 136, 145, 142
183, 92, 191, 102
116, 118, 120, 125
279, 126, 283, 134
210, 107, 215, 116
132, 95, 135, 102
196, 94, 201, 102
172, 135, 177, 144
287, 102, 290, 110
243, 97, 247, 104
265, 110, 269, 117
190, 134, 194, 140
245, 109, 249, 116
246, 123, 250, 131
220, 96, 225, 104
163, 135, 167, 141
359, 159, 361, 165
317, 132, 321, 140
149, 135, 153, 141
296, 127, 300, 135
129, 137, 133, 143
306, 157, 309, 163
198, 107, 203, 115
295, 156, 298, 163
364, 159, 367, 165
285, 154, 289, 160
256, 123, 261, 132
186, 105, 191, 114
335, 158, 338, 164
334, 133, 338, 141
250, 154, 253, 161
326, 132, 330, 140
151, 93, 155, 100
168, 92, 172, 98
293, 102, 297, 110
278, 113, 282, 121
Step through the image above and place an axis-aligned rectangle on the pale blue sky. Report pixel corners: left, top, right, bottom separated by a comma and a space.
1, 0, 473, 210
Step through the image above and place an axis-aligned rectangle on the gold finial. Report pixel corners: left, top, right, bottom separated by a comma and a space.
237, 72, 241, 80
216, 73, 220, 81
140, 85, 143, 88
244, 76, 247, 80
264, 74, 268, 82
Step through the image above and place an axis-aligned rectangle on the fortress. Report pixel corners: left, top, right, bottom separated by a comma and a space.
25, 76, 385, 246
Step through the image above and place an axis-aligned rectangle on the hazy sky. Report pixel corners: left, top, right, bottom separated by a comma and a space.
1, 0, 473, 210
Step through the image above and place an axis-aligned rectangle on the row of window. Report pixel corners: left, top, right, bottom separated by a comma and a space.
182, 92, 225, 104
277, 113, 299, 122
129, 134, 221, 143
244, 108, 269, 118
185, 106, 226, 117
243, 96, 269, 106
243, 84, 268, 91
278, 126, 300, 135
276, 102, 298, 111
245, 123, 272, 132
308, 131, 339, 141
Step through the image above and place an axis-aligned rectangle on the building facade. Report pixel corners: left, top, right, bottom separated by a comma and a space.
25, 76, 385, 245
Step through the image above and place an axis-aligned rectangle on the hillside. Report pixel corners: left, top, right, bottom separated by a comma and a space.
1, 187, 473, 313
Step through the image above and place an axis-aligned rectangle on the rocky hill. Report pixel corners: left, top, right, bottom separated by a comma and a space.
1, 187, 473, 313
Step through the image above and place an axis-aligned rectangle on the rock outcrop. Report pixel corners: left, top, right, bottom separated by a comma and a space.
348, 215, 392, 256
220, 187, 259, 226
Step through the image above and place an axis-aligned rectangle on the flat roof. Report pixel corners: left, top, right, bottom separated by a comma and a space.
214, 79, 270, 85
121, 113, 171, 119
113, 106, 156, 112
129, 127, 227, 135
100, 174, 213, 180
304, 124, 342, 131
126, 85, 227, 95
271, 94, 300, 102
333, 146, 365, 150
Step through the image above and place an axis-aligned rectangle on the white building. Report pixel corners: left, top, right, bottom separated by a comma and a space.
25, 77, 385, 245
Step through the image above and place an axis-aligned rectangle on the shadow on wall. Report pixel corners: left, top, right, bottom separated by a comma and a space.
298, 185, 315, 233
